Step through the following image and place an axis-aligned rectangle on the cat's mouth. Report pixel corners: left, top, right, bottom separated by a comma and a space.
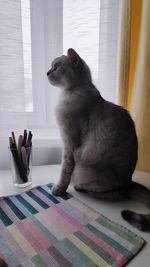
47, 72, 58, 87
48, 76, 57, 85
47, 69, 68, 89
47, 70, 54, 82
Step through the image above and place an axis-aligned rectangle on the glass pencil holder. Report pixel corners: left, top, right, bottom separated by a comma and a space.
9, 146, 32, 188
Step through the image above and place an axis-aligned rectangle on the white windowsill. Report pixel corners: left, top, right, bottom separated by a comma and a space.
32, 128, 62, 148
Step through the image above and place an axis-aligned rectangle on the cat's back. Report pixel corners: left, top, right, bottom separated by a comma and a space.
92, 99, 136, 135
87, 99, 137, 159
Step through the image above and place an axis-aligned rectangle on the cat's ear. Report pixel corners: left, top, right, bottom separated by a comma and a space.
67, 48, 80, 66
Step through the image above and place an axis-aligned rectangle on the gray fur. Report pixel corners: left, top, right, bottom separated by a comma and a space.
47, 48, 150, 231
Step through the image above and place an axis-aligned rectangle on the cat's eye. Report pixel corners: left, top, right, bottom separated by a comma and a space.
53, 65, 57, 71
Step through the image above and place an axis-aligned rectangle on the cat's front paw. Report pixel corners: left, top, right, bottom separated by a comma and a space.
51, 185, 66, 196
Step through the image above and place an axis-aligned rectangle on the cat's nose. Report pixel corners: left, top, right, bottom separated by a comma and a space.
47, 70, 51, 76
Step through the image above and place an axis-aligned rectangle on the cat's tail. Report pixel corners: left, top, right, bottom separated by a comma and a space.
121, 181, 150, 231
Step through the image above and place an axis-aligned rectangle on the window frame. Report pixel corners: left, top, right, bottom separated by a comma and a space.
27, 0, 63, 129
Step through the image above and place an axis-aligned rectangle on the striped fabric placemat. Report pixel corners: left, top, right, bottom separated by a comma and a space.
0, 183, 145, 267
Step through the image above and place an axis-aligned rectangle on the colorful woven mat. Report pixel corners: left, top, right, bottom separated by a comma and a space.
0, 184, 145, 267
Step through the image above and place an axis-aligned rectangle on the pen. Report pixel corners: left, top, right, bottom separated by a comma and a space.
26, 131, 32, 147
18, 135, 23, 156
10, 144, 28, 183
9, 136, 13, 148
21, 146, 28, 174
11, 132, 17, 149
9, 130, 32, 184
22, 130, 27, 147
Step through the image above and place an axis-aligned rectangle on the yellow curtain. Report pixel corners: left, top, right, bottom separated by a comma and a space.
118, 0, 150, 173
127, 0, 142, 109
117, 0, 131, 107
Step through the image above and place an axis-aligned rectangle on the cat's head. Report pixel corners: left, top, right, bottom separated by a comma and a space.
47, 48, 92, 89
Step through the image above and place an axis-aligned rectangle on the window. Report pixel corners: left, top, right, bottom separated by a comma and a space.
0, 0, 120, 168
63, 0, 120, 102
0, 0, 120, 130
63, 0, 100, 83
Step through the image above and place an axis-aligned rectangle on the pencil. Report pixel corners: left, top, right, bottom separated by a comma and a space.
11, 132, 17, 149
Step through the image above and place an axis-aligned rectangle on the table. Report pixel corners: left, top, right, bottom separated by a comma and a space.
0, 165, 150, 267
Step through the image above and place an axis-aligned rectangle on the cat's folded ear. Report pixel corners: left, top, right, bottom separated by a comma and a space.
67, 48, 80, 66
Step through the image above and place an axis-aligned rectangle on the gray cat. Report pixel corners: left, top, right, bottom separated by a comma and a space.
47, 48, 150, 231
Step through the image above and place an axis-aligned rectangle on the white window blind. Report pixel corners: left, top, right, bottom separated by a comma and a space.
0, 0, 120, 131
21, 0, 33, 112
63, 0, 120, 103
63, 0, 100, 81
0, 0, 25, 113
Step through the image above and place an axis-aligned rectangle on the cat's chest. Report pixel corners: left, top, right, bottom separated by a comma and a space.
56, 108, 79, 132
56, 106, 86, 147
55, 93, 89, 146
56, 97, 81, 127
